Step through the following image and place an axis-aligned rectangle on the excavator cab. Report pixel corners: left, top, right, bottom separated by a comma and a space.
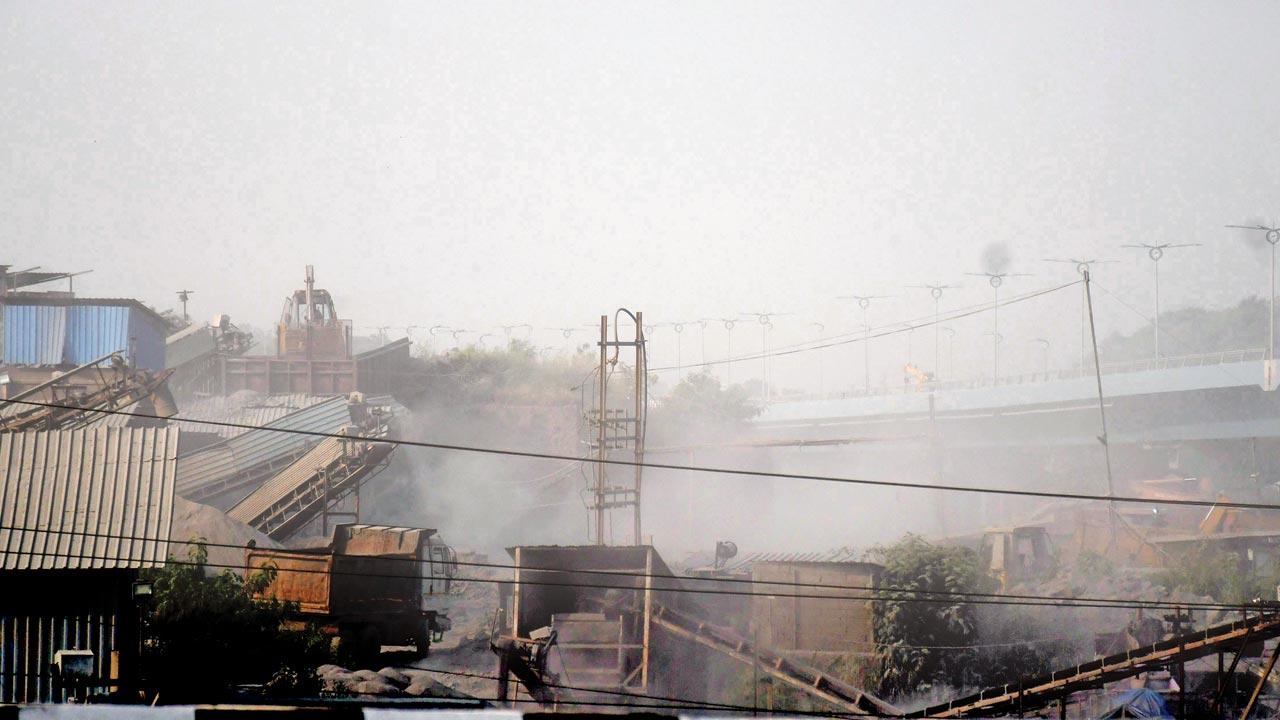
981, 526, 1055, 591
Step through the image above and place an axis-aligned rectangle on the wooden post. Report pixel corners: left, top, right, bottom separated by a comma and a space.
1239, 639, 1280, 720
641, 547, 653, 691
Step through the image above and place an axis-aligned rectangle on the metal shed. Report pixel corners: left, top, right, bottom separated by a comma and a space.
0, 426, 178, 703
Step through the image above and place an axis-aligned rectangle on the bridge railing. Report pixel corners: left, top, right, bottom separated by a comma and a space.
780, 348, 1268, 404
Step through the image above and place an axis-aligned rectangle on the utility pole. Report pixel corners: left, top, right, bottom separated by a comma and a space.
1084, 270, 1118, 550
1044, 258, 1113, 372
1121, 243, 1200, 360
587, 310, 647, 546
176, 289, 194, 322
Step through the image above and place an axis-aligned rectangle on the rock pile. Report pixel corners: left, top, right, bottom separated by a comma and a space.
315, 664, 472, 698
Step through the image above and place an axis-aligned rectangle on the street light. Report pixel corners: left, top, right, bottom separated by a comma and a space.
907, 283, 961, 381
1043, 258, 1115, 371
719, 318, 738, 384
964, 272, 1031, 381
428, 325, 451, 336
1120, 243, 1201, 360
1031, 338, 1051, 376
1226, 224, 1280, 364
940, 326, 956, 380
837, 294, 889, 394
741, 312, 790, 401
810, 322, 826, 395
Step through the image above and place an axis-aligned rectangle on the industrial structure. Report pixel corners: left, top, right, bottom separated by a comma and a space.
0, 426, 178, 703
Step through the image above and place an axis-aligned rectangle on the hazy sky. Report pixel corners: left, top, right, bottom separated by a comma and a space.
4, 1, 1280, 390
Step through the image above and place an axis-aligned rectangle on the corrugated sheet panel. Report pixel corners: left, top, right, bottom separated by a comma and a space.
227, 436, 347, 525
164, 323, 217, 369
2, 304, 67, 365
173, 393, 334, 438
175, 396, 352, 496
0, 426, 178, 570
0, 574, 127, 703
64, 305, 130, 368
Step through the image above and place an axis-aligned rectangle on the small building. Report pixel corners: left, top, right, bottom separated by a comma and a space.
499, 544, 716, 703
687, 549, 882, 657
750, 559, 880, 654
1, 293, 169, 374
0, 426, 178, 703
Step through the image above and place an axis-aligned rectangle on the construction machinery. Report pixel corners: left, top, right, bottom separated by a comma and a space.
277, 265, 351, 359
980, 525, 1055, 591
246, 523, 457, 662
0, 352, 176, 432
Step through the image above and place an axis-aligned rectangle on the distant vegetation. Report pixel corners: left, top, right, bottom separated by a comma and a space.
1101, 295, 1269, 361
1153, 541, 1280, 604
403, 339, 595, 406
648, 370, 761, 445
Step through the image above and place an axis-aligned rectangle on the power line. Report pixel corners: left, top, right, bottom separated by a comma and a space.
4, 395, 1278, 513
412, 665, 866, 716
0, 524, 1260, 614
649, 279, 1081, 372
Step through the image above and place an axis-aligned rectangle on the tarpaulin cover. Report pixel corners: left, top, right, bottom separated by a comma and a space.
1099, 688, 1173, 719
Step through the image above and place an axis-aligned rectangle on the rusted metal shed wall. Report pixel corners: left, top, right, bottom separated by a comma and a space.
0, 426, 178, 571
750, 561, 879, 653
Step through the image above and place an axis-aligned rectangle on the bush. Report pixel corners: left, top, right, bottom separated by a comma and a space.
139, 542, 331, 702
867, 535, 995, 696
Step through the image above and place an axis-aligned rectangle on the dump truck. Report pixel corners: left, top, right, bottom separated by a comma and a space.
246, 523, 457, 661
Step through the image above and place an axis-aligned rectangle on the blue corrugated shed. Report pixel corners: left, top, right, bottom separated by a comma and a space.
1, 297, 167, 371
2, 305, 67, 365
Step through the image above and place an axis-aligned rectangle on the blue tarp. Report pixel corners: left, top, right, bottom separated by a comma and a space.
1099, 689, 1173, 719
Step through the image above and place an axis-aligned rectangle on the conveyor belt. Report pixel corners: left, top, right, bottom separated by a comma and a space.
914, 607, 1280, 718
227, 430, 393, 541
651, 602, 901, 717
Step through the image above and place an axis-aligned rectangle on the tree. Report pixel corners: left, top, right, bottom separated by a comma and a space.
139, 542, 330, 702
648, 370, 760, 445
866, 535, 995, 696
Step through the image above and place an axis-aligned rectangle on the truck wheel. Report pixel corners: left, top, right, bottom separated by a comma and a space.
359, 626, 382, 665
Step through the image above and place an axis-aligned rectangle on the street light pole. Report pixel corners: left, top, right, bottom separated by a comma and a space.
810, 322, 825, 395
908, 283, 960, 381
719, 319, 737, 384
1122, 243, 1201, 360
1044, 258, 1114, 371
941, 326, 956, 380
1032, 338, 1051, 376
838, 294, 887, 394
1226, 225, 1280, 364
965, 271, 1030, 382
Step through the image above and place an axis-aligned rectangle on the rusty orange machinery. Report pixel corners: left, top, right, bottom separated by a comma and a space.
246, 523, 456, 660
214, 266, 410, 396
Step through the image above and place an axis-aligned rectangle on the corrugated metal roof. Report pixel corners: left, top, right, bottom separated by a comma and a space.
2, 304, 67, 365
175, 395, 353, 497
173, 393, 335, 438
0, 426, 177, 571
165, 323, 217, 369
718, 548, 867, 573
